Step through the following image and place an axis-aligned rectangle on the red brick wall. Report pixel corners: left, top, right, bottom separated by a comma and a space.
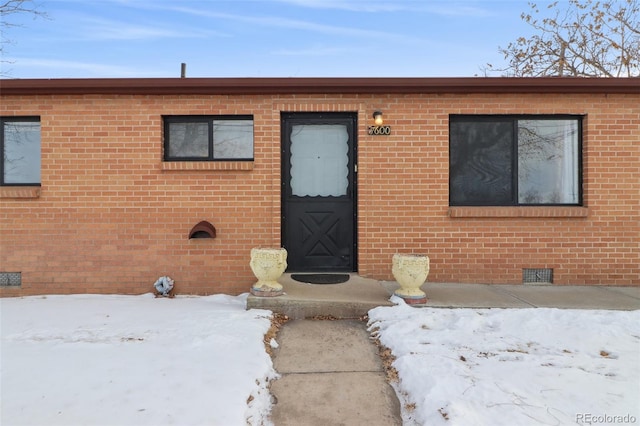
1, 92, 638, 295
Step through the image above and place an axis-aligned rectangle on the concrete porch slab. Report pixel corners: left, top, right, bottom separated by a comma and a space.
247, 273, 394, 319
384, 281, 533, 309
247, 274, 640, 318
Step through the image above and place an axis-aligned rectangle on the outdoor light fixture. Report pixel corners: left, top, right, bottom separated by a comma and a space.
368, 110, 391, 136
373, 111, 383, 126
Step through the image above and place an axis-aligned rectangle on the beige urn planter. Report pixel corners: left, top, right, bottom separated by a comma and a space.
392, 253, 429, 305
249, 247, 288, 297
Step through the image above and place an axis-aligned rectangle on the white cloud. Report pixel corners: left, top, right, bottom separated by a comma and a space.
5, 57, 164, 77
272, 0, 493, 16
75, 16, 226, 41
271, 44, 354, 56
271, 0, 406, 12
424, 4, 494, 17
168, 6, 425, 43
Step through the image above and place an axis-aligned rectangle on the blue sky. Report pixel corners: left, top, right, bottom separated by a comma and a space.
1, 0, 550, 78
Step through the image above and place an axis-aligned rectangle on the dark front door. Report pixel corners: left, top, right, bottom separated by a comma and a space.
282, 113, 357, 272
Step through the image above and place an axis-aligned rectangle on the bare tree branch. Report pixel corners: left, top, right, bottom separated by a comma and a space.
1, 0, 48, 76
486, 0, 640, 77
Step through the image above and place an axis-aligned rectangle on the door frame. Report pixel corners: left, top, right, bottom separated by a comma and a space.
280, 112, 358, 272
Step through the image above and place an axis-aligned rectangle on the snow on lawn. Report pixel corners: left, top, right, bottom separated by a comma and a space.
0, 293, 277, 426
3, 293, 639, 426
368, 297, 640, 426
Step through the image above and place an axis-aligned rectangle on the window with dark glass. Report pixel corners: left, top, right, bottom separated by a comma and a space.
164, 116, 253, 161
449, 115, 582, 206
1, 117, 41, 185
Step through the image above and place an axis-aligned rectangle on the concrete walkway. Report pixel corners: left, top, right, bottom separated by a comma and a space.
256, 276, 640, 425
269, 319, 401, 426
400, 281, 640, 310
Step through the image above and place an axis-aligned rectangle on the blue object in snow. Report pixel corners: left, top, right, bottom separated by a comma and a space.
153, 276, 174, 296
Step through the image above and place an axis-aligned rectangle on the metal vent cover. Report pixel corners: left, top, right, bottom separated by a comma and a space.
523, 268, 553, 285
0, 272, 21, 287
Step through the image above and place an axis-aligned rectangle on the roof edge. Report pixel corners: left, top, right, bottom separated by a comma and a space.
1, 77, 638, 95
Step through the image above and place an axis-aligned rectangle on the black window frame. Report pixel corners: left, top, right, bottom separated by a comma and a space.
449, 114, 583, 207
1, 116, 41, 186
163, 115, 254, 161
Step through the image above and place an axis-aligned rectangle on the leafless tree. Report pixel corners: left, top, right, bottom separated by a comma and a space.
1, 0, 47, 75
486, 0, 640, 77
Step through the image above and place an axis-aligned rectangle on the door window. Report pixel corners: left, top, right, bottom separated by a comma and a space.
289, 124, 349, 197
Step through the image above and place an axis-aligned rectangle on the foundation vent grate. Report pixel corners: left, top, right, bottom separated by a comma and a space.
0, 272, 21, 287
523, 268, 553, 285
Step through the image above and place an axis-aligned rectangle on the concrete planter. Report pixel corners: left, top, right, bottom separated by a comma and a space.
249, 247, 288, 297
392, 253, 429, 304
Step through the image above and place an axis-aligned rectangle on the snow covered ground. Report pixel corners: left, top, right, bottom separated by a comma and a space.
369, 297, 640, 426
1, 294, 276, 426
1, 293, 638, 426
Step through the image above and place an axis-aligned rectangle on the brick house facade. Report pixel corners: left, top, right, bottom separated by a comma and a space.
1, 77, 638, 296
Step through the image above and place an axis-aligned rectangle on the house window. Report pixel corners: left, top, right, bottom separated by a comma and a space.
449, 115, 582, 206
164, 116, 253, 161
1, 117, 41, 185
